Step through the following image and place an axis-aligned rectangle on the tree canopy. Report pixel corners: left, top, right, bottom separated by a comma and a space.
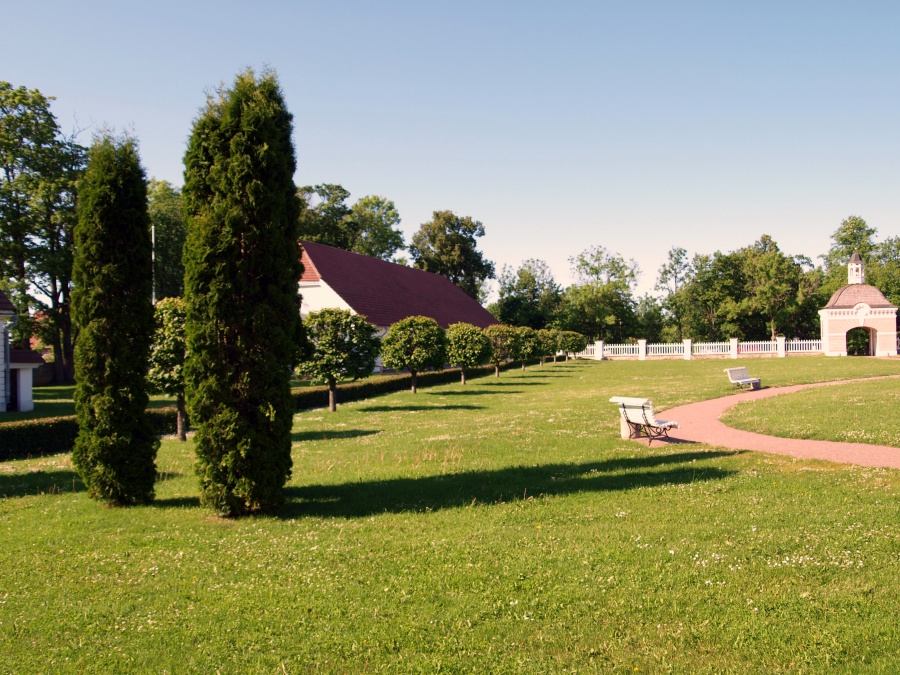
409, 210, 495, 300
380, 316, 446, 393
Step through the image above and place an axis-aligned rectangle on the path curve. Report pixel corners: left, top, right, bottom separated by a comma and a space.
651, 375, 900, 470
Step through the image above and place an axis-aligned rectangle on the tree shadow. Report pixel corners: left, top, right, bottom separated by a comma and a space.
0, 469, 84, 498
426, 390, 520, 397
279, 450, 744, 519
358, 404, 484, 413
292, 429, 381, 442
152, 496, 202, 509
471, 381, 547, 387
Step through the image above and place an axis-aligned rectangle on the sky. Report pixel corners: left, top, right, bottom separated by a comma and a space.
4, 1, 899, 296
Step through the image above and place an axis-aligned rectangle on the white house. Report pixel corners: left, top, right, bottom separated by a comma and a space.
0, 289, 44, 412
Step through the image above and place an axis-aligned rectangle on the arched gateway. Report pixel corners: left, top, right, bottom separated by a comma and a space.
819, 253, 898, 356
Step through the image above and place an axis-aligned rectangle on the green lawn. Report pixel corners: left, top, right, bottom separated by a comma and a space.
722, 376, 900, 447
2, 356, 899, 672
1, 384, 176, 422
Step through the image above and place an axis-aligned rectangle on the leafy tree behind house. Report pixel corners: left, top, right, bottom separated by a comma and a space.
493, 259, 561, 328
148, 179, 186, 301
298, 308, 380, 411
380, 316, 446, 393
148, 297, 188, 440
446, 322, 492, 385
183, 69, 303, 517
349, 195, 404, 260
409, 210, 495, 300
71, 133, 158, 505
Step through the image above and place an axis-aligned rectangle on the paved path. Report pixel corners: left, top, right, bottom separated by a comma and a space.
648, 376, 900, 470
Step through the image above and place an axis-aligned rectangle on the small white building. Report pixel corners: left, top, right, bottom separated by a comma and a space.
0, 289, 44, 412
818, 253, 898, 356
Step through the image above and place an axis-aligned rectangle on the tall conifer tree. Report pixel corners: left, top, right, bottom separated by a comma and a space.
182, 70, 302, 516
71, 134, 158, 505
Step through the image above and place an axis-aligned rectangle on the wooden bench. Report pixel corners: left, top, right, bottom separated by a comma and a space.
609, 396, 679, 445
724, 367, 761, 390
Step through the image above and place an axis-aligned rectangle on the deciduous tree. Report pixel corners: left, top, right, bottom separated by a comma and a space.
183, 69, 302, 516
446, 322, 492, 384
148, 179, 186, 301
483, 324, 517, 376
409, 210, 495, 299
147, 297, 188, 440
380, 315, 446, 393
71, 133, 158, 505
350, 195, 404, 260
298, 308, 380, 411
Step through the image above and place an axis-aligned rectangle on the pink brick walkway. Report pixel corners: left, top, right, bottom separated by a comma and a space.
651, 376, 900, 470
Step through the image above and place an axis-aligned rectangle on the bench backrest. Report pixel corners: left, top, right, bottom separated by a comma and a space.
724, 367, 751, 382
609, 396, 659, 426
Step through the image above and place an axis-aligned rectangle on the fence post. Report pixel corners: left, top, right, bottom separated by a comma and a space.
595, 340, 604, 360
638, 339, 647, 361
777, 336, 786, 358
683, 338, 692, 360
730, 338, 739, 359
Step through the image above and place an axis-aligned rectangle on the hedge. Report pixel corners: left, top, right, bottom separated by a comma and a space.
0, 407, 178, 462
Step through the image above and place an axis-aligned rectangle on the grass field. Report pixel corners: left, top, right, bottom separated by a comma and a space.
722, 377, 900, 447
2, 356, 899, 672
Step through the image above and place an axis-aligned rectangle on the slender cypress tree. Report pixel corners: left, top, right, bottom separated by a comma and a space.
71, 134, 158, 505
183, 70, 302, 516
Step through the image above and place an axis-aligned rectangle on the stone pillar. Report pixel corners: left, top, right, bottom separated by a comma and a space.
638, 339, 647, 361
594, 340, 604, 360
776, 336, 786, 358
14, 368, 33, 412
730, 338, 739, 359
683, 339, 692, 360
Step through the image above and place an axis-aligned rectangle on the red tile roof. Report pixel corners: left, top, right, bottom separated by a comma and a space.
300, 240, 498, 329
0, 289, 14, 314
824, 284, 896, 309
9, 349, 45, 365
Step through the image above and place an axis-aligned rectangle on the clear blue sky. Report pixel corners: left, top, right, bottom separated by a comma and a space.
5, 1, 899, 294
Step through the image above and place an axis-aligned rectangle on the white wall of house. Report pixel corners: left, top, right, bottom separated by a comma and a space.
299, 280, 354, 318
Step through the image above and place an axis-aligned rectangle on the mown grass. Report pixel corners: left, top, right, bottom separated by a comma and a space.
2, 356, 900, 673
1, 385, 175, 422
722, 376, 900, 447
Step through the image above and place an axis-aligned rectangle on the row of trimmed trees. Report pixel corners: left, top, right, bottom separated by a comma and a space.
296, 311, 588, 410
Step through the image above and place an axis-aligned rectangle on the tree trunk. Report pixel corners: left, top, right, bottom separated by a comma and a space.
494, 364, 500, 377
460, 369, 467, 385
410, 370, 418, 394
521, 361, 525, 370
176, 393, 188, 441
328, 378, 337, 412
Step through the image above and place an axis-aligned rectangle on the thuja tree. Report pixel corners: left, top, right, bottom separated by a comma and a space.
484, 324, 518, 376
446, 322, 491, 385
147, 297, 188, 440
380, 315, 446, 393
71, 134, 158, 505
298, 308, 380, 412
183, 70, 302, 517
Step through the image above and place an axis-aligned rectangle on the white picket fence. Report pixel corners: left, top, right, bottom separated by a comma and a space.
573, 336, 826, 360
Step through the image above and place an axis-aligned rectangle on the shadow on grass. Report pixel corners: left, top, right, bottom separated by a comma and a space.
471, 381, 547, 387
358, 404, 484, 413
152, 496, 201, 509
292, 429, 381, 442
280, 450, 744, 519
0, 469, 84, 498
427, 390, 520, 397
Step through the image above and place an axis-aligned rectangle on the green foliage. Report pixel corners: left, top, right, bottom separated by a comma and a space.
148, 297, 188, 439
445, 322, 492, 384
536, 328, 561, 363
70, 133, 159, 505
409, 210, 495, 299
484, 323, 518, 375
148, 179, 186, 300
183, 69, 302, 516
494, 259, 561, 329
349, 195, 404, 260
513, 325, 540, 367
559, 330, 588, 356
298, 309, 381, 411
380, 316, 447, 393
297, 183, 353, 248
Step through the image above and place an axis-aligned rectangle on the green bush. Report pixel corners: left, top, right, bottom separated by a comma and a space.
0, 408, 178, 462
